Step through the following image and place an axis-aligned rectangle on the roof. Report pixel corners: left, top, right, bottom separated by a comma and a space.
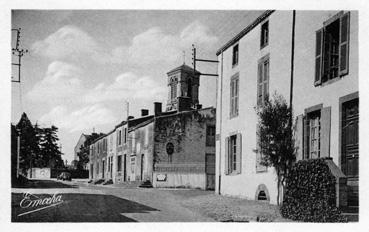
128, 117, 154, 132
167, 64, 201, 75
216, 10, 275, 56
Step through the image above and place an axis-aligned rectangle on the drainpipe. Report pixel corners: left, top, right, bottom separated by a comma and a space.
217, 52, 224, 194
290, 10, 296, 113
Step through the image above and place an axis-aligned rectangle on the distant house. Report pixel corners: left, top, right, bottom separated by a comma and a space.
74, 134, 90, 162
215, 10, 358, 209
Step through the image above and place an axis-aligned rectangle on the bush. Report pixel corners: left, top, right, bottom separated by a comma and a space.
280, 158, 347, 222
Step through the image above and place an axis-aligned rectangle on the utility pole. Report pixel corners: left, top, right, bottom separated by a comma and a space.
12, 28, 28, 179
191, 44, 218, 77
12, 28, 28, 83
16, 129, 20, 178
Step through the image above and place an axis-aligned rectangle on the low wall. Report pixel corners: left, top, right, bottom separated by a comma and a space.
153, 172, 206, 189
27, 168, 51, 179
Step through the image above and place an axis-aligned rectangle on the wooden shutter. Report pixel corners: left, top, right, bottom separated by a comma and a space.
294, 114, 304, 161
236, 133, 242, 174
320, 107, 331, 158
315, 29, 323, 86
339, 12, 350, 76
225, 137, 229, 175
303, 116, 309, 159
230, 80, 233, 117
257, 62, 262, 105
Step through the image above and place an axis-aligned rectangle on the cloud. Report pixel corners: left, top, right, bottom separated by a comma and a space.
83, 72, 166, 103
125, 21, 219, 66
27, 61, 85, 105
28, 61, 166, 106
39, 104, 117, 132
32, 21, 218, 66
31, 25, 121, 64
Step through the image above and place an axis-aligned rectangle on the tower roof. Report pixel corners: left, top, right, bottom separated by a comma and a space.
167, 64, 201, 75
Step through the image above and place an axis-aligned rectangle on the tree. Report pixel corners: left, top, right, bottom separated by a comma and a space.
39, 125, 64, 168
15, 113, 40, 175
256, 93, 296, 205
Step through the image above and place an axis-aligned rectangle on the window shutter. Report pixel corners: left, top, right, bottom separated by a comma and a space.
257, 62, 262, 105
225, 137, 229, 175
339, 12, 350, 76
236, 133, 242, 174
294, 114, 304, 161
303, 116, 309, 159
315, 29, 323, 86
320, 107, 331, 158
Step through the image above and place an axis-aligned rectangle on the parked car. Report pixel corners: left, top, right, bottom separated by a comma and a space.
57, 172, 72, 181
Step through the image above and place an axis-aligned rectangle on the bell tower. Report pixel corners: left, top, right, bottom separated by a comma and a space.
166, 64, 201, 112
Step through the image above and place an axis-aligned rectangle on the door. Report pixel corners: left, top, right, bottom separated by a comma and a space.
205, 153, 215, 190
341, 98, 359, 207
123, 155, 127, 182
141, 154, 145, 181
90, 164, 93, 179
102, 160, 105, 179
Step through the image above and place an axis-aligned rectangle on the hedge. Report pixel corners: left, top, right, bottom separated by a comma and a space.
280, 158, 347, 222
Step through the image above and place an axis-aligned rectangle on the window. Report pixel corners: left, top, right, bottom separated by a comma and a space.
131, 157, 136, 174
206, 125, 216, 147
124, 128, 127, 144
232, 44, 239, 66
303, 106, 331, 159
257, 55, 269, 106
315, 12, 350, 85
256, 127, 268, 172
117, 130, 122, 146
166, 142, 174, 163
304, 110, 321, 159
117, 155, 122, 171
230, 74, 239, 117
170, 77, 177, 100
260, 21, 269, 48
225, 133, 242, 174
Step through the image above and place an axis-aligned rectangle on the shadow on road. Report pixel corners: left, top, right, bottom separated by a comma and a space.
12, 192, 159, 222
12, 179, 78, 189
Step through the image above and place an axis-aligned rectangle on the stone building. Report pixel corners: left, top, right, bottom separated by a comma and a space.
87, 64, 216, 190
153, 107, 216, 189
215, 10, 358, 209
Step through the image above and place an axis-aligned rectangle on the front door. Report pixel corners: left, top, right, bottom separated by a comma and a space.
205, 153, 215, 190
341, 98, 359, 208
141, 154, 144, 181
123, 155, 127, 182
102, 160, 105, 179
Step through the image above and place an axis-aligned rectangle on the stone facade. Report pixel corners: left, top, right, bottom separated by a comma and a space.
153, 107, 216, 189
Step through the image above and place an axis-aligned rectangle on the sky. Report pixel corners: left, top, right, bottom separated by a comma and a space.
11, 10, 263, 163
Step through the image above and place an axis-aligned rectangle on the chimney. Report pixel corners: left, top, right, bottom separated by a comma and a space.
154, 102, 162, 116
141, 109, 149, 117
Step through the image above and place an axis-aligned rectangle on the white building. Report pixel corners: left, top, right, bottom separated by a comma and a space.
215, 10, 358, 209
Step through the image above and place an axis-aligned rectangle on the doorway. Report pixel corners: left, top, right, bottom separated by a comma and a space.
123, 154, 127, 182
141, 154, 145, 181
205, 153, 215, 190
341, 97, 359, 208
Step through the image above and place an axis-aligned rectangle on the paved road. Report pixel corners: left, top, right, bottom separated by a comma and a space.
12, 179, 214, 222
